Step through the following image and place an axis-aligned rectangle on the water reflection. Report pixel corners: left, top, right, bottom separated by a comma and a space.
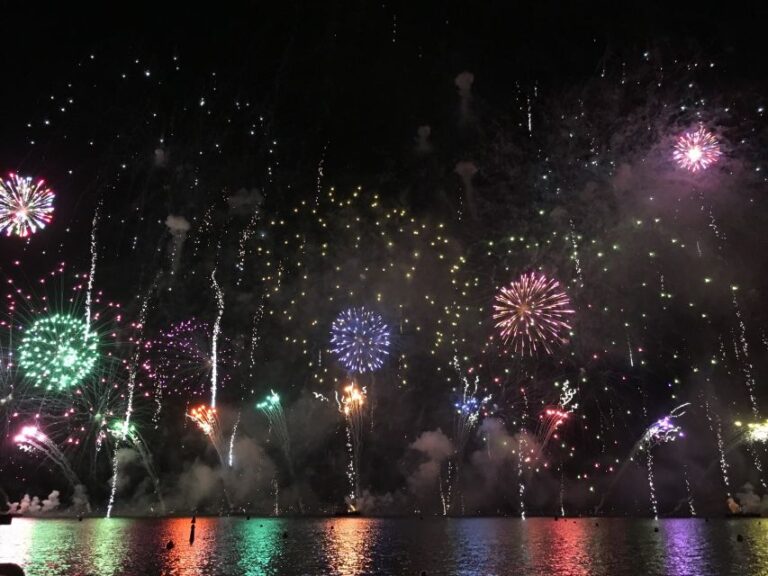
2, 517, 768, 575
79, 518, 131, 576
160, 517, 217, 575
233, 518, 283, 576
0, 517, 33, 571
322, 518, 374, 575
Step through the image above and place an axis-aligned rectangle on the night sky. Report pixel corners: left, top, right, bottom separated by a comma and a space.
2, 2, 768, 517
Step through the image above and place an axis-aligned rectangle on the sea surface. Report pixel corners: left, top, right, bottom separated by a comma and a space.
1, 516, 767, 575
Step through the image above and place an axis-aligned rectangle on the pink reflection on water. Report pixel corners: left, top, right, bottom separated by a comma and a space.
159, 517, 218, 575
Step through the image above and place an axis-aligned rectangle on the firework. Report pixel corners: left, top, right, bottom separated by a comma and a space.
0, 173, 54, 238
538, 407, 570, 450
735, 420, 768, 443
107, 420, 164, 512
643, 403, 689, 447
142, 318, 236, 406
257, 390, 291, 460
493, 272, 574, 356
448, 356, 491, 514
18, 313, 99, 391
673, 127, 722, 172
210, 268, 225, 408
14, 425, 89, 510
336, 382, 366, 507
330, 307, 390, 374
187, 404, 225, 464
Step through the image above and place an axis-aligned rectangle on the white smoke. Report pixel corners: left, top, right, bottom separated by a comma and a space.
734, 483, 768, 515
164, 214, 191, 274
415, 125, 432, 154
154, 147, 167, 167
7, 490, 61, 515
408, 428, 453, 495
227, 188, 263, 215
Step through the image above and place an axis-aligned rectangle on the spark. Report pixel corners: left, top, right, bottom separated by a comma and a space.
0, 173, 55, 237
493, 272, 574, 356
673, 127, 721, 172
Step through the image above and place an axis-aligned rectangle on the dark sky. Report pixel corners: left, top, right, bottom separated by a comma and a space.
2, 2, 768, 516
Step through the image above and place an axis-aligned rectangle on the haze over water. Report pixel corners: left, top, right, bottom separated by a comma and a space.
1, 517, 767, 575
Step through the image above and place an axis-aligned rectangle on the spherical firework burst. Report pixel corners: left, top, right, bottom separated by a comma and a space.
18, 313, 99, 391
0, 173, 55, 238
493, 272, 574, 356
330, 307, 390, 373
673, 127, 722, 172
142, 318, 236, 400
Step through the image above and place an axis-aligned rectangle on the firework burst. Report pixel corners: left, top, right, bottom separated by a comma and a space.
673, 127, 722, 172
330, 307, 390, 373
0, 173, 55, 238
493, 272, 574, 356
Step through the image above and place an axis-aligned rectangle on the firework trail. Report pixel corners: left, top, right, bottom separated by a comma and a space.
228, 411, 241, 468
537, 407, 569, 452
596, 404, 689, 514
0, 173, 55, 238
448, 355, 490, 513
85, 200, 101, 330
108, 421, 165, 513
187, 404, 225, 465
451, 356, 490, 456
235, 211, 261, 287
107, 279, 156, 518
15, 425, 90, 511
336, 383, 366, 509
211, 267, 225, 408
493, 272, 574, 356
257, 390, 291, 460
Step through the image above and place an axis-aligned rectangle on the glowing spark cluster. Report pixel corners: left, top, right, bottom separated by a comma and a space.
187, 404, 219, 437
257, 390, 291, 461
493, 272, 574, 356
643, 403, 689, 446
18, 313, 99, 391
673, 127, 722, 172
738, 420, 768, 444
0, 173, 55, 238
142, 318, 235, 400
337, 383, 366, 505
330, 307, 390, 373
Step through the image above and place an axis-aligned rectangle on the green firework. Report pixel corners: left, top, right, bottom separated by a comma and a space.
18, 313, 99, 391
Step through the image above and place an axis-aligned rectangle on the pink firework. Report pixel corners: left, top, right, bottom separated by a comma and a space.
493, 272, 574, 356
673, 127, 721, 172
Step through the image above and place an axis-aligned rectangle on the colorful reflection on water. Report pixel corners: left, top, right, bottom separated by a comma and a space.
2, 517, 768, 576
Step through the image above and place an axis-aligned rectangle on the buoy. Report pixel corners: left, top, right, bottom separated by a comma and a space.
595, 522, 599, 527
554, 516, 558, 521
166, 540, 175, 550
282, 531, 288, 539
654, 527, 659, 533
737, 534, 744, 542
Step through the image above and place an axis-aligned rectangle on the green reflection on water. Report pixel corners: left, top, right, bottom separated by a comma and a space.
81, 518, 131, 576
234, 518, 284, 576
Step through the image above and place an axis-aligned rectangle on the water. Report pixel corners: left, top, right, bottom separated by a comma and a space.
1, 517, 767, 575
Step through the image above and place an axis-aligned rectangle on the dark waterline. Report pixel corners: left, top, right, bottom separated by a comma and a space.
1, 517, 767, 575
